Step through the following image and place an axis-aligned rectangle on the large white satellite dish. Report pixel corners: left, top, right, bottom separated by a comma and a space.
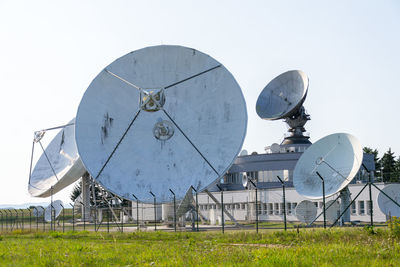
256, 70, 311, 145
295, 200, 317, 224
28, 119, 86, 197
75, 45, 247, 203
44, 200, 63, 222
293, 133, 363, 199
377, 184, 400, 217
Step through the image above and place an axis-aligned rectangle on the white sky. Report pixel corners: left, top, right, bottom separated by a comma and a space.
0, 0, 399, 206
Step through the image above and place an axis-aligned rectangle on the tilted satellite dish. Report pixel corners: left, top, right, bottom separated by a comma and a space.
256, 70, 311, 145
44, 200, 63, 222
295, 200, 317, 224
75, 45, 247, 203
33, 206, 44, 217
325, 199, 340, 223
241, 173, 248, 188
270, 143, 280, 153
239, 149, 248, 156
28, 119, 86, 197
176, 188, 194, 217
293, 133, 363, 199
378, 184, 400, 217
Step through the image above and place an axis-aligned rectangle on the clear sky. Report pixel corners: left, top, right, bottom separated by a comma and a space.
0, 0, 399, 206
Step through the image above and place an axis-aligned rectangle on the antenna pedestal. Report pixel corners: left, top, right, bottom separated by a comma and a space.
281, 106, 311, 145
339, 186, 351, 223
81, 173, 92, 222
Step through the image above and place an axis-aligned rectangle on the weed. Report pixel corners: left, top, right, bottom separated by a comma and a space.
49, 231, 64, 239
363, 225, 376, 235
388, 216, 400, 238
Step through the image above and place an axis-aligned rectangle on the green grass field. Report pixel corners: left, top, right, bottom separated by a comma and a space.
0, 226, 399, 266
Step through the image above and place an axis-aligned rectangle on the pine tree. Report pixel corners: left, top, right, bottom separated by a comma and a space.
381, 148, 397, 182
70, 182, 82, 202
394, 156, 400, 181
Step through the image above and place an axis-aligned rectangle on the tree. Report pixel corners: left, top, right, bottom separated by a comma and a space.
381, 148, 397, 182
70, 182, 81, 202
363, 147, 381, 179
395, 156, 400, 180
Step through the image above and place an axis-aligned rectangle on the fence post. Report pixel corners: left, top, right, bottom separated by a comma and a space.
150, 191, 156, 231
216, 185, 224, 234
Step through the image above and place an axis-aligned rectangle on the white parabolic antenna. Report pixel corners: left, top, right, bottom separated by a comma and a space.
377, 184, 400, 217
325, 200, 340, 223
241, 173, 248, 188
256, 70, 311, 145
240, 149, 248, 156
293, 133, 363, 199
33, 206, 44, 217
256, 70, 308, 120
44, 200, 63, 222
28, 119, 86, 197
295, 200, 317, 224
75, 45, 247, 203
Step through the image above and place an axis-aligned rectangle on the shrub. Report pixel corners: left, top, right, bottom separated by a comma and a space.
363, 225, 376, 235
388, 216, 400, 238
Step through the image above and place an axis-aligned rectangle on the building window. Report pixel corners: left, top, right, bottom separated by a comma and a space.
268, 203, 273, 215
366, 201, 372, 215
314, 202, 318, 207
263, 203, 267, 214
280, 203, 285, 215
319, 202, 323, 209
351, 202, 356, 215
274, 203, 279, 215
358, 201, 365, 215
292, 203, 297, 210
287, 203, 292, 215
241, 203, 246, 210
256, 203, 261, 214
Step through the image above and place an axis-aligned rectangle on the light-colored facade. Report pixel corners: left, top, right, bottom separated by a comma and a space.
197, 183, 387, 223
131, 147, 386, 224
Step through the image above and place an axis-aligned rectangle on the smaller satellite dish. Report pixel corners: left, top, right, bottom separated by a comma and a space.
325, 200, 340, 223
378, 184, 400, 217
44, 200, 63, 222
293, 133, 363, 199
256, 70, 308, 120
240, 150, 248, 156
29, 119, 86, 198
242, 174, 248, 188
33, 206, 44, 217
295, 200, 317, 224
270, 143, 280, 153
